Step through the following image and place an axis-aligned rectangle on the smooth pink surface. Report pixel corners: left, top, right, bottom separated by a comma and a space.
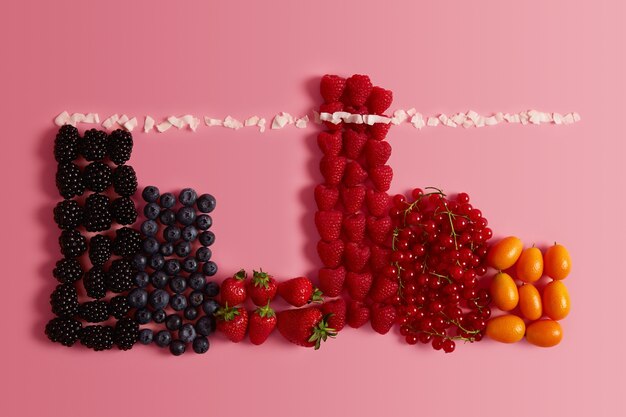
1, 1, 625, 416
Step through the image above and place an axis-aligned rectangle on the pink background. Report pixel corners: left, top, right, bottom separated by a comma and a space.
1, 1, 625, 416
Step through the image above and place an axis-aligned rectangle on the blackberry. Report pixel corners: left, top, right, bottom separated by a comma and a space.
199, 231, 215, 247
135, 308, 152, 324
109, 295, 131, 319
142, 186, 160, 203
83, 193, 112, 232
112, 165, 137, 197
56, 162, 84, 199
108, 129, 133, 165
196, 214, 212, 231
179, 323, 196, 344
84, 266, 107, 299
192, 336, 209, 354
140, 220, 158, 237
176, 207, 196, 226
112, 227, 142, 257
54, 125, 80, 163
139, 329, 154, 345
45, 317, 82, 347
155, 330, 172, 347
179, 188, 198, 206
50, 283, 79, 318
160, 193, 176, 209
202, 261, 218, 277
88, 234, 112, 266
59, 229, 87, 258
111, 197, 137, 225
80, 128, 108, 161
196, 193, 216, 213
106, 259, 136, 293
195, 315, 216, 336
196, 247, 212, 263
79, 300, 110, 323
169, 340, 186, 356
80, 325, 114, 351
53, 200, 84, 230
83, 162, 112, 193
53, 258, 83, 283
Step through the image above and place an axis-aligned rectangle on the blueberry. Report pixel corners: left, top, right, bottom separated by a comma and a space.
142, 186, 160, 203
179, 188, 198, 206
182, 257, 198, 273
174, 241, 192, 258
176, 206, 196, 226
160, 192, 176, 209
165, 314, 182, 331
149, 288, 170, 309
184, 306, 198, 321
163, 226, 181, 242
196, 215, 212, 230
141, 220, 158, 236
199, 231, 215, 247
142, 237, 160, 255
139, 329, 153, 345
202, 299, 220, 315
181, 225, 198, 242
196, 247, 212, 263
134, 271, 150, 288
189, 290, 204, 307
195, 316, 216, 336
164, 259, 181, 276
169, 339, 186, 356
204, 281, 220, 297
135, 308, 152, 324
170, 293, 187, 311
128, 288, 148, 308
144, 203, 161, 220
196, 194, 216, 213
203, 261, 218, 276
148, 253, 165, 270
179, 323, 197, 344
150, 270, 169, 289
153, 309, 166, 323
133, 254, 148, 271
155, 330, 172, 347
159, 242, 174, 256
169, 276, 187, 293
188, 272, 206, 290
159, 209, 176, 226
192, 336, 210, 354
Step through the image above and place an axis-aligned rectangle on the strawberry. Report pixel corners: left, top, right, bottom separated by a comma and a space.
314, 184, 339, 211
320, 155, 346, 186
318, 266, 346, 297
364, 140, 392, 167
345, 74, 373, 107
248, 302, 277, 345
317, 239, 344, 268
366, 86, 393, 115
365, 189, 391, 217
366, 216, 392, 245
343, 213, 366, 242
317, 131, 342, 156
343, 129, 368, 160
370, 165, 393, 192
319, 102, 343, 130
370, 245, 392, 271
369, 123, 391, 141
345, 271, 372, 301
277, 307, 336, 349
344, 242, 371, 272
320, 74, 346, 103
369, 277, 399, 303
315, 210, 343, 242
247, 269, 278, 306
321, 298, 346, 331
220, 269, 247, 306
370, 303, 396, 335
343, 161, 368, 187
278, 277, 323, 307
216, 305, 249, 342
341, 185, 366, 214
347, 300, 370, 328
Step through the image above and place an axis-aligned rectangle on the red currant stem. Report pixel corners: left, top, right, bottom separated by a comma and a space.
428, 271, 452, 284
448, 318, 481, 335
423, 330, 475, 343
442, 201, 459, 251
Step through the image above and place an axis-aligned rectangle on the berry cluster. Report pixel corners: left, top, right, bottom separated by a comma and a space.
315, 74, 396, 335
134, 186, 218, 355
47, 125, 141, 351
388, 189, 493, 352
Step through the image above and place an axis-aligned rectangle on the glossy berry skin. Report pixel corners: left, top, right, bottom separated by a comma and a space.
179, 188, 198, 206
196, 215, 212, 231
142, 186, 160, 203
216, 306, 248, 343
169, 340, 186, 356
220, 269, 247, 306
277, 277, 322, 307
248, 303, 277, 345
196, 194, 216, 213
192, 336, 210, 354
138, 329, 153, 345
204, 281, 220, 297
195, 316, 216, 336
199, 231, 215, 247
179, 323, 197, 344
276, 307, 336, 349
202, 299, 220, 315
159, 193, 176, 209
155, 330, 172, 347
247, 270, 278, 306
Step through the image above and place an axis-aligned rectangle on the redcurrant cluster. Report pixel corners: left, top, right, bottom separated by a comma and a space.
385, 188, 493, 353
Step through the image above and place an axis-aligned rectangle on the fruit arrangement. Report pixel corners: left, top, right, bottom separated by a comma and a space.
45, 73, 572, 355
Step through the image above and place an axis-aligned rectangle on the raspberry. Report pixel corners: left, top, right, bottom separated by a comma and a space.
366, 86, 393, 115
320, 74, 346, 103
345, 74, 373, 107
